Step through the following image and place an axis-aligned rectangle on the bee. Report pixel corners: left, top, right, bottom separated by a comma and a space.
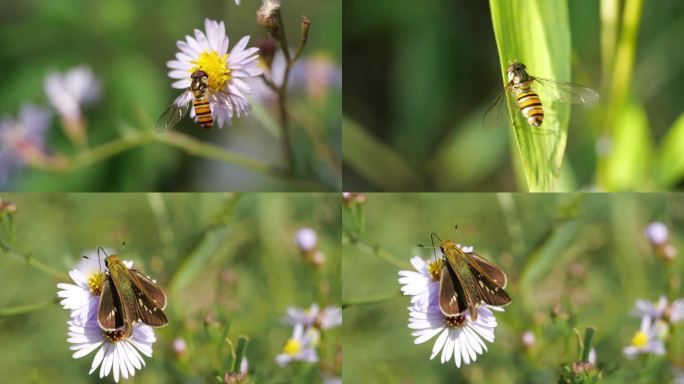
155, 70, 213, 133
483, 62, 599, 128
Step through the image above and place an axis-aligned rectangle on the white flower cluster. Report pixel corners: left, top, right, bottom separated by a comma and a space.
275, 303, 342, 367
624, 295, 684, 359
398, 246, 504, 367
56, 251, 157, 383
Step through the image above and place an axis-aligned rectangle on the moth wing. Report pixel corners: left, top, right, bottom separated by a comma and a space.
467, 259, 512, 307
97, 277, 126, 331
439, 263, 471, 318
128, 270, 168, 327
130, 269, 167, 309
466, 252, 508, 288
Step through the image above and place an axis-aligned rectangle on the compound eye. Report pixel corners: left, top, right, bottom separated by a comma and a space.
439, 247, 445, 254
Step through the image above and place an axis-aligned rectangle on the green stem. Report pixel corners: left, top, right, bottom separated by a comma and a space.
0, 300, 56, 318
0, 242, 68, 280
344, 236, 411, 269
29, 130, 326, 190
342, 291, 402, 309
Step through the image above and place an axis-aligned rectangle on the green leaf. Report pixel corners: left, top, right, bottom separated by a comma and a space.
489, 0, 572, 191
603, 103, 652, 190
342, 117, 425, 190
656, 113, 684, 188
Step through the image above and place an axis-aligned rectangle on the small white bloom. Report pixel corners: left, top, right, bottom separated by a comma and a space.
235, 0, 241, 4
409, 302, 502, 368
294, 228, 317, 252
275, 323, 318, 367
67, 314, 156, 383
282, 303, 342, 330
0, 104, 51, 182
166, 18, 263, 128
587, 347, 597, 365
56, 249, 123, 325
521, 330, 535, 348
645, 222, 669, 246
623, 316, 665, 359
44, 66, 100, 122
172, 337, 187, 354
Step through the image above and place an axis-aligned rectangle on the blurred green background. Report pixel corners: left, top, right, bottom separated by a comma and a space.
0, 0, 341, 191
343, 0, 684, 191
342, 193, 684, 383
0, 193, 341, 382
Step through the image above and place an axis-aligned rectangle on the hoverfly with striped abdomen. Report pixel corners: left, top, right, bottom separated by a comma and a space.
155, 70, 213, 133
483, 62, 599, 128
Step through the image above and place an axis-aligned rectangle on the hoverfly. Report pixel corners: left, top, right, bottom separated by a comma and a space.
483, 62, 599, 128
155, 70, 213, 133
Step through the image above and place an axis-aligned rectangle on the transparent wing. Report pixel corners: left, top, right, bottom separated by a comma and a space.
531, 77, 599, 104
482, 87, 512, 129
154, 90, 193, 133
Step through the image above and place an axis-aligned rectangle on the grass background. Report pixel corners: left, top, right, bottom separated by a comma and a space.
342, 193, 684, 383
343, 0, 684, 191
0, 0, 341, 191
0, 193, 341, 383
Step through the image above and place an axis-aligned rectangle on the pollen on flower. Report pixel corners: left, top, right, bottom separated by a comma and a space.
445, 314, 468, 328
104, 329, 127, 343
631, 330, 648, 348
87, 271, 106, 295
284, 338, 302, 355
427, 259, 443, 281
191, 51, 231, 90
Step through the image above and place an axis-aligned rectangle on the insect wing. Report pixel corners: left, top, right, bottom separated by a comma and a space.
465, 257, 512, 307
482, 87, 511, 129
130, 269, 167, 310
98, 277, 126, 331
154, 89, 193, 133
531, 77, 599, 104
439, 263, 465, 317
465, 252, 508, 288
128, 270, 168, 327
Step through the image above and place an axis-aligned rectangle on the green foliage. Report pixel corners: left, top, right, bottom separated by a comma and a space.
489, 0, 571, 192
342, 193, 684, 383
0, 0, 342, 191
0, 193, 341, 383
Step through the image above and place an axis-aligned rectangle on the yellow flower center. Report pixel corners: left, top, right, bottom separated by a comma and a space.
104, 328, 126, 343
88, 271, 106, 296
631, 330, 648, 348
190, 50, 231, 90
427, 259, 443, 281
283, 338, 301, 356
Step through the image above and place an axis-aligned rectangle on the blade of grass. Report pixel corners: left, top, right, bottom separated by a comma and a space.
342, 117, 425, 191
489, 0, 572, 191
656, 113, 684, 188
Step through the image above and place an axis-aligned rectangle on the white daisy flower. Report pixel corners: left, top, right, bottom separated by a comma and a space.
408, 301, 502, 368
282, 303, 342, 330
56, 249, 129, 325
631, 296, 684, 324
623, 316, 665, 359
67, 313, 156, 383
398, 256, 441, 311
0, 104, 51, 182
631, 295, 669, 321
275, 323, 318, 367
166, 18, 263, 128
44, 66, 100, 123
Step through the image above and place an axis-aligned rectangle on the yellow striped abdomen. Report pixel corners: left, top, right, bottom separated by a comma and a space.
193, 98, 213, 129
514, 83, 543, 127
